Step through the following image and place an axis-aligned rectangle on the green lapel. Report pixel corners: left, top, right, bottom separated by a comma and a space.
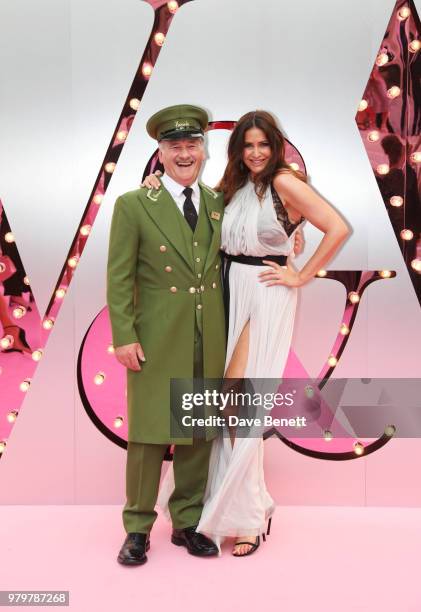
200, 183, 223, 276
139, 185, 194, 272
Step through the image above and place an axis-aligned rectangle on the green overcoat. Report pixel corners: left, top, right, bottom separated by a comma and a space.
106, 182, 226, 444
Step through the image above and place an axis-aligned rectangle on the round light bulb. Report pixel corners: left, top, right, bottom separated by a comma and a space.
410, 151, 421, 163
324, 430, 333, 442
107, 344, 115, 355
409, 40, 421, 53
154, 32, 165, 46
385, 425, 396, 437
114, 416, 124, 428
348, 291, 360, 304
376, 52, 389, 66
354, 441, 364, 455
167, 0, 179, 13
19, 379, 31, 392
367, 130, 380, 142
327, 355, 338, 367
67, 256, 79, 269
4, 232, 14, 243
7, 410, 18, 423
32, 349, 43, 362
340, 323, 350, 335
0, 441, 6, 453
94, 372, 106, 385
411, 259, 421, 272
400, 229, 413, 241
390, 195, 403, 207
116, 130, 128, 142
377, 164, 390, 175
0, 335, 13, 350
398, 6, 411, 20
104, 162, 116, 174
316, 269, 327, 278
93, 194, 103, 205
387, 86, 401, 99
142, 63, 153, 78
379, 270, 393, 278
12, 306, 26, 319
358, 99, 368, 112
55, 288, 66, 299
23, 276, 30, 286
129, 98, 140, 111
289, 162, 300, 171
43, 318, 54, 330
80, 224, 91, 237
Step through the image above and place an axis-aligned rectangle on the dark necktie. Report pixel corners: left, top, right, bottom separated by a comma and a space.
182, 187, 198, 232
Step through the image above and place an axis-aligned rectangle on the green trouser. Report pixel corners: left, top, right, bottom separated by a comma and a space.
123, 328, 212, 534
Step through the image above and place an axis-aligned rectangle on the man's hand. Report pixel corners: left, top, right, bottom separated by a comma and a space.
114, 342, 145, 371
293, 227, 304, 255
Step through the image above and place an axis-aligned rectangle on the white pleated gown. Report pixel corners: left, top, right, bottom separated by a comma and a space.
158, 180, 303, 548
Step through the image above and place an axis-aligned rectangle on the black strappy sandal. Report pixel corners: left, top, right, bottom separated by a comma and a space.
232, 535, 260, 557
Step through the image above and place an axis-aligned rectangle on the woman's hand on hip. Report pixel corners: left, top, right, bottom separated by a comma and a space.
259, 259, 303, 288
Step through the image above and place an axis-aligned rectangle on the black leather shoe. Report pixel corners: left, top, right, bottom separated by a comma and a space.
171, 526, 218, 557
117, 533, 150, 566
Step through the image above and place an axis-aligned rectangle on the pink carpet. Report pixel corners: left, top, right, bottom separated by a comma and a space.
1, 505, 420, 611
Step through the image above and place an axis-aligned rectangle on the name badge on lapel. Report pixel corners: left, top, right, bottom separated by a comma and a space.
211, 211, 221, 221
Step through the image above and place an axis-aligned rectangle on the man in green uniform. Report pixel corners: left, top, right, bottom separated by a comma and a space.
107, 105, 226, 565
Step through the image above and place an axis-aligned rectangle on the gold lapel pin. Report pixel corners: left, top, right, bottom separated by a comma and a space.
211, 211, 221, 221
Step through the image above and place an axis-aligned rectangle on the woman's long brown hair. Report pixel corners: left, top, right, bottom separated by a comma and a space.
217, 110, 306, 205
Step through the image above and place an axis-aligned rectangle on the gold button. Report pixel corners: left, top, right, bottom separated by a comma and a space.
160, 245, 167, 252
200, 285, 205, 292
197, 273, 202, 278
197, 304, 202, 310
195, 257, 201, 263
215, 264, 219, 270
165, 266, 172, 273
170, 286, 177, 293
193, 241, 198, 247
189, 287, 196, 294
212, 282, 217, 289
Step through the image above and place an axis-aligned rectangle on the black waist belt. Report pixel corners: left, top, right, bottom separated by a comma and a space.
221, 251, 288, 337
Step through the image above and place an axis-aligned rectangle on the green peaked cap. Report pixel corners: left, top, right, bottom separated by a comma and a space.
146, 104, 209, 141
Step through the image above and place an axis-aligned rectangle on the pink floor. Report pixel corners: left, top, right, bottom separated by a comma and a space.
1, 505, 420, 611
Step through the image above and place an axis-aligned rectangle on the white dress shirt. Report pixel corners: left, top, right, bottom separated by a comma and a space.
161, 174, 200, 215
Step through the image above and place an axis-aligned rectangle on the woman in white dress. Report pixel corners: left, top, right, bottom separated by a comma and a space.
147, 110, 349, 556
